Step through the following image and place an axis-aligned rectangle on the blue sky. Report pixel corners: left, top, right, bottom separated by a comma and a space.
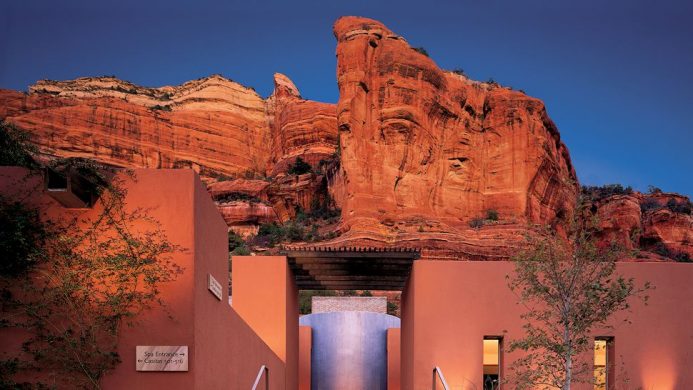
1, 0, 691, 196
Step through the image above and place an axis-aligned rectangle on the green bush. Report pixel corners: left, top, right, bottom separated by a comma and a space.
486, 209, 499, 221
288, 157, 312, 175
640, 198, 661, 213
412, 47, 429, 57
653, 243, 691, 262
215, 192, 262, 204
387, 301, 399, 316
228, 231, 250, 255
299, 290, 337, 314
469, 217, 485, 229
647, 185, 662, 194
0, 121, 38, 169
0, 197, 47, 276
666, 199, 692, 214
581, 184, 633, 201
451, 68, 466, 76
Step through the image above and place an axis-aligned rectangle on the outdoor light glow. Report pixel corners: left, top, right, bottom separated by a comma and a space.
594, 340, 607, 390
482, 339, 499, 366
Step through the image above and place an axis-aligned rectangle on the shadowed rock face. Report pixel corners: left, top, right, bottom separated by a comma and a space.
0, 16, 690, 260
591, 192, 693, 260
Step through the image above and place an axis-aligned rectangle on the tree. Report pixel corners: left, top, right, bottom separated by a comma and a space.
0, 165, 182, 388
287, 157, 312, 175
507, 204, 650, 390
0, 120, 39, 169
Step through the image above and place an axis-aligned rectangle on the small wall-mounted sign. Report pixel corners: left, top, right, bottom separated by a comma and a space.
136, 345, 188, 371
208, 273, 223, 301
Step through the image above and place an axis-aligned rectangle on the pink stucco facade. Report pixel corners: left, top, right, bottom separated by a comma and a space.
401, 260, 693, 390
2, 167, 692, 389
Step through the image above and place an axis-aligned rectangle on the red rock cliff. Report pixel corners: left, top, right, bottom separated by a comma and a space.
327, 17, 577, 257
1, 16, 690, 261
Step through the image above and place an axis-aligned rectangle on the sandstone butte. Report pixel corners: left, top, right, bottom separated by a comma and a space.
0, 16, 690, 261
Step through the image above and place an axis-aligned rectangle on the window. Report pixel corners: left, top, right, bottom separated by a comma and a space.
594, 338, 613, 390
483, 337, 501, 390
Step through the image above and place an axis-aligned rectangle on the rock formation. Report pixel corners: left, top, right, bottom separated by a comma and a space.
0, 16, 690, 261
0, 73, 338, 236
589, 191, 692, 260
326, 17, 577, 258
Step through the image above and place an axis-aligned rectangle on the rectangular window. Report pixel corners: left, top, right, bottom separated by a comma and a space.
483, 337, 501, 390
594, 338, 613, 390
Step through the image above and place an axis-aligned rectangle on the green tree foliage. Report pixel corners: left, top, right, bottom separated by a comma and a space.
298, 290, 337, 314
228, 230, 250, 256
412, 47, 429, 57
0, 121, 39, 169
580, 184, 633, 202
0, 197, 47, 276
486, 209, 499, 221
287, 157, 312, 175
507, 204, 650, 390
0, 173, 182, 388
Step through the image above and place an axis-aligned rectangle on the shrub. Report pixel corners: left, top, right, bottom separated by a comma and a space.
581, 184, 633, 201
309, 196, 340, 221
0, 121, 38, 169
640, 197, 661, 213
412, 47, 429, 57
299, 289, 337, 314
215, 192, 262, 204
469, 217, 485, 229
256, 221, 307, 247
0, 197, 46, 276
288, 157, 312, 175
387, 301, 399, 316
486, 209, 499, 221
647, 185, 662, 194
652, 243, 691, 262
228, 231, 250, 255
666, 199, 692, 214
151, 104, 172, 112
451, 68, 466, 77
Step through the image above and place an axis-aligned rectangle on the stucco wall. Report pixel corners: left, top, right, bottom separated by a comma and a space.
232, 255, 299, 390
388, 328, 401, 390
401, 260, 693, 390
299, 326, 312, 390
0, 168, 286, 389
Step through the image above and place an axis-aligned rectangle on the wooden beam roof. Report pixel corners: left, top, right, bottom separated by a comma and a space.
282, 246, 420, 291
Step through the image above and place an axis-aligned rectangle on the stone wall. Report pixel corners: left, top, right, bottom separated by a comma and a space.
312, 296, 387, 313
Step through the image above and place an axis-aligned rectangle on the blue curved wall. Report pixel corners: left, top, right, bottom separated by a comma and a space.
299, 311, 400, 390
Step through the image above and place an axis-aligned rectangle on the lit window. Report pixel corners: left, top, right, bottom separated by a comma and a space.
594, 338, 611, 390
483, 337, 501, 390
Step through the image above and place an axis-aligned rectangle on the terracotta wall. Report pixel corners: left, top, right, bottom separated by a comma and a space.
232, 255, 299, 390
387, 328, 401, 390
0, 168, 286, 389
299, 326, 312, 390
401, 260, 693, 390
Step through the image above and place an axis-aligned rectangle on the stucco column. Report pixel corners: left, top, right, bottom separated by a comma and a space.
232, 255, 299, 390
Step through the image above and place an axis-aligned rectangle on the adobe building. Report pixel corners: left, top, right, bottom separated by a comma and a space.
1, 167, 692, 390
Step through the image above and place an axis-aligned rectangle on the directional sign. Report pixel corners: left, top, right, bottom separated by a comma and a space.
208, 273, 223, 301
136, 346, 188, 371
